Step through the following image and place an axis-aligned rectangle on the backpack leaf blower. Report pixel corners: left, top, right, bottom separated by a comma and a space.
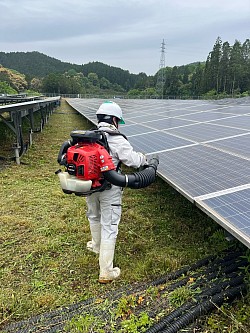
56, 130, 159, 196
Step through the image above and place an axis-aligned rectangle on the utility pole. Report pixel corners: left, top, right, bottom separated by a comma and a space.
156, 39, 166, 99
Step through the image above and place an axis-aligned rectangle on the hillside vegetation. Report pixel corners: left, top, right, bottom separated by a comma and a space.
0, 37, 249, 98
0, 65, 27, 94
0, 51, 82, 78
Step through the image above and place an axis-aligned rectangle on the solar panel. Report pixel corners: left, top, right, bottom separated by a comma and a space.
196, 186, 250, 246
137, 117, 195, 130
66, 97, 250, 248
118, 124, 155, 136
165, 123, 247, 142
177, 111, 234, 122
212, 115, 250, 130
157, 146, 250, 198
207, 133, 250, 159
127, 131, 194, 154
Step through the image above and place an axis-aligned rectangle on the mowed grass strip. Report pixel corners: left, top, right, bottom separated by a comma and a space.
0, 99, 248, 330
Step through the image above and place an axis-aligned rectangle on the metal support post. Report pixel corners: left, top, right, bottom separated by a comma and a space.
13, 143, 21, 165
29, 129, 33, 146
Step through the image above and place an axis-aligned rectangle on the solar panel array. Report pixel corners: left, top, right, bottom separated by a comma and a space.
66, 97, 250, 248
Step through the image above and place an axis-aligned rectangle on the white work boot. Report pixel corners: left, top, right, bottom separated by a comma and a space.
98, 239, 120, 283
86, 223, 101, 254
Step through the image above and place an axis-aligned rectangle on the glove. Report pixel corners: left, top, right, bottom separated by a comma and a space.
147, 154, 159, 170
148, 154, 159, 164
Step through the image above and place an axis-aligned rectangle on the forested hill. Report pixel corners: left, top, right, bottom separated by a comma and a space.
0, 51, 139, 88
1, 37, 249, 98
0, 51, 82, 77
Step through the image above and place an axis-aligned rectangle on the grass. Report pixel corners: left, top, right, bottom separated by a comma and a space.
0, 99, 249, 332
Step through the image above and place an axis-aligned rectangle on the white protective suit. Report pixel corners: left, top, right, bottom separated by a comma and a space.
86, 122, 147, 283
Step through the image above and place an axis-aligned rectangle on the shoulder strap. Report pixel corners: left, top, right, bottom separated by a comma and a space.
102, 129, 128, 141
101, 130, 127, 172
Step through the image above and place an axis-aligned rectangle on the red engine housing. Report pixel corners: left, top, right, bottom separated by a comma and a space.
66, 142, 115, 187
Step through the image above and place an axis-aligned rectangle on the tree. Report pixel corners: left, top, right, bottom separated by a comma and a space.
88, 72, 99, 87
0, 81, 17, 94
0, 65, 27, 92
166, 66, 181, 96
143, 87, 157, 98
191, 63, 204, 96
219, 41, 231, 93
229, 40, 243, 95
241, 39, 250, 92
203, 37, 222, 94
65, 69, 78, 78
134, 72, 148, 90
30, 77, 42, 92
182, 66, 190, 84
42, 73, 69, 94
127, 89, 142, 97
100, 77, 111, 90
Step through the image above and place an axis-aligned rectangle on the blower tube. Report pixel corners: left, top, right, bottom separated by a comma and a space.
57, 135, 159, 194
103, 155, 159, 189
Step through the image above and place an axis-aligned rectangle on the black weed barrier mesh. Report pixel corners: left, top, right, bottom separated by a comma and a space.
2, 249, 248, 333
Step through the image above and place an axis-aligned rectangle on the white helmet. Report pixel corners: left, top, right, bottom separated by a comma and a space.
96, 101, 125, 124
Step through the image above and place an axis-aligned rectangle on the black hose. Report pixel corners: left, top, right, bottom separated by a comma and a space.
3, 250, 246, 333
159, 284, 247, 333
145, 275, 244, 333
3, 296, 98, 332
103, 155, 159, 189
57, 140, 71, 165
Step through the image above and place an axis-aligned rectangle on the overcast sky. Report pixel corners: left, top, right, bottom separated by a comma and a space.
0, 0, 249, 75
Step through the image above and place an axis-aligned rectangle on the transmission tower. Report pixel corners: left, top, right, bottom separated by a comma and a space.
156, 39, 166, 99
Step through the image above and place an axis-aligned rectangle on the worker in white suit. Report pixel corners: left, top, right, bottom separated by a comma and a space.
86, 101, 147, 283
